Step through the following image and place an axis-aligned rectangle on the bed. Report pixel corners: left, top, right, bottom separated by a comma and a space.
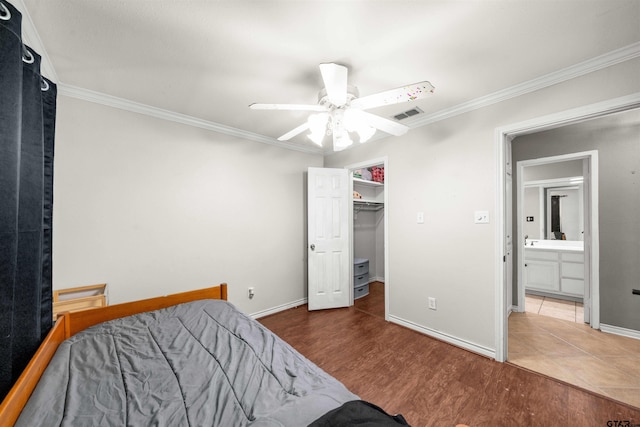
0, 283, 408, 426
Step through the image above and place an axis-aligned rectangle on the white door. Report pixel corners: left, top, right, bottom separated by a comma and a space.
307, 167, 351, 310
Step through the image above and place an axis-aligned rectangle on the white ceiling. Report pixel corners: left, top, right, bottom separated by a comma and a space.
17, 0, 640, 153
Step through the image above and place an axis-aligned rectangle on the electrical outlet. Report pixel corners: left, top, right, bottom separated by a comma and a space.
417, 211, 424, 224
428, 297, 437, 310
248, 287, 255, 299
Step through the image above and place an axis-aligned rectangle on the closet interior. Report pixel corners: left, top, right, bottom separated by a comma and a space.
352, 165, 385, 301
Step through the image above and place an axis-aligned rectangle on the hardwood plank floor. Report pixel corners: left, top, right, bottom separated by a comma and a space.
354, 281, 385, 318
258, 304, 640, 426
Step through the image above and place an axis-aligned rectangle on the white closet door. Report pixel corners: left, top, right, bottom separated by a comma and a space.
307, 167, 350, 310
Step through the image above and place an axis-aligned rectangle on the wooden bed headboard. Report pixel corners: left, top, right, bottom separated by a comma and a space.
0, 283, 228, 426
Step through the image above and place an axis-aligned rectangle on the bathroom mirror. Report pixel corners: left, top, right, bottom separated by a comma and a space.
523, 173, 584, 242
546, 184, 583, 240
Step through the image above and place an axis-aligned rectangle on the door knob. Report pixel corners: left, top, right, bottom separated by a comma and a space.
310, 244, 315, 251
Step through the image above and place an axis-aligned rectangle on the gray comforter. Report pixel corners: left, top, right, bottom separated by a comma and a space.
17, 300, 358, 426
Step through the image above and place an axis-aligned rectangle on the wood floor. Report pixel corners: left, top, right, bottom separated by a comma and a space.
354, 280, 385, 318
258, 285, 640, 426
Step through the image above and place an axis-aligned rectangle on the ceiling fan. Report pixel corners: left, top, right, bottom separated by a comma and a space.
249, 63, 434, 151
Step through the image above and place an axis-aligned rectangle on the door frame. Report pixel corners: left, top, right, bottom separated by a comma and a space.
516, 152, 597, 325
494, 93, 640, 362
344, 156, 389, 320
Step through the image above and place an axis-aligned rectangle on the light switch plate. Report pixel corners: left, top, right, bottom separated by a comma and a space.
474, 210, 489, 224
417, 212, 424, 224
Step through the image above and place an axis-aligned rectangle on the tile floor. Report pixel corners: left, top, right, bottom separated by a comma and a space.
508, 294, 640, 409
524, 293, 584, 323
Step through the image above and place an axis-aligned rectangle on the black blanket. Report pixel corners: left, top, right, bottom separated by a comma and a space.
309, 400, 410, 426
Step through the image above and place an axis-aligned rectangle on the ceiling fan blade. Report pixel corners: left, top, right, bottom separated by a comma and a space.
277, 122, 310, 141
355, 110, 409, 136
350, 81, 434, 110
319, 63, 348, 106
250, 103, 326, 112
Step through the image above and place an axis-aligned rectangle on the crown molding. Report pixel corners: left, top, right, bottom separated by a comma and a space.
60, 40, 640, 155
410, 41, 640, 129
13, 0, 322, 154
58, 84, 323, 155
15, 0, 640, 153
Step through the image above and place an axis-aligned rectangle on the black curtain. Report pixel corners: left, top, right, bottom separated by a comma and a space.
0, 0, 56, 400
550, 195, 561, 233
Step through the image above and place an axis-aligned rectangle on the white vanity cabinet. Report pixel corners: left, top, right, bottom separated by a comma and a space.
559, 252, 585, 295
525, 248, 584, 298
524, 250, 560, 292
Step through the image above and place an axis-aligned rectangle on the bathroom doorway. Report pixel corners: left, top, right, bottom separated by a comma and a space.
495, 94, 640, 362
515, 153, 597, 325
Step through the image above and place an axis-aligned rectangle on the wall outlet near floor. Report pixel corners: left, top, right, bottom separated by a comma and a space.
248, 287, 255, 299
428, 297, 437, 310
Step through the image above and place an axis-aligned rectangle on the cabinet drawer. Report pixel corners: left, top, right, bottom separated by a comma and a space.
561, 262, 584, 279
354, 284, 369, 299
561, 278, 584, 296
525, 250, 559, 261
354, 274, 369, 287
354, 258, 369, 275
562, 252, 584, 263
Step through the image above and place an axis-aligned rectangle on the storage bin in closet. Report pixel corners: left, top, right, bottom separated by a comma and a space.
354, 258, 369, 299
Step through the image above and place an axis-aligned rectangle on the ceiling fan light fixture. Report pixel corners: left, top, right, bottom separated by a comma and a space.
333, 129, 353, 152
356, 126, 376, 143
344, 109, 376, 143
307, 113, 328, 146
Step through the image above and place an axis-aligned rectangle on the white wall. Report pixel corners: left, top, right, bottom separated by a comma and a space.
52, 55, 640, 356
522, 159, 583, 181
325, 58, 640, 353
53, 96, 323, 315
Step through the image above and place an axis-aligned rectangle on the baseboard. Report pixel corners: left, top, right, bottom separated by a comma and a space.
600, 323, 640, 341
368, 277, 384, 283
389, 315, 496, 359
250, 300, 498, 358
249, 298, 307, 320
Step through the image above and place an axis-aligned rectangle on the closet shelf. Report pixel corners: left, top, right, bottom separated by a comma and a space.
354, 199, 384, 211
353, 177, 383, 187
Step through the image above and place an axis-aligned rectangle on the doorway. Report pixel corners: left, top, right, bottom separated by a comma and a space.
500, 104, 640, 407
515, 153, 596, 325
495, 93, 640, 362
346, 157, 389, 320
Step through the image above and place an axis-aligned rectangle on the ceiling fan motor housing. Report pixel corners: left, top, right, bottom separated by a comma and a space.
318, 85, 360, 108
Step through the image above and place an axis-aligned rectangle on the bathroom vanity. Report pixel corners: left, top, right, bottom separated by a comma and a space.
524, 240, 584, 299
